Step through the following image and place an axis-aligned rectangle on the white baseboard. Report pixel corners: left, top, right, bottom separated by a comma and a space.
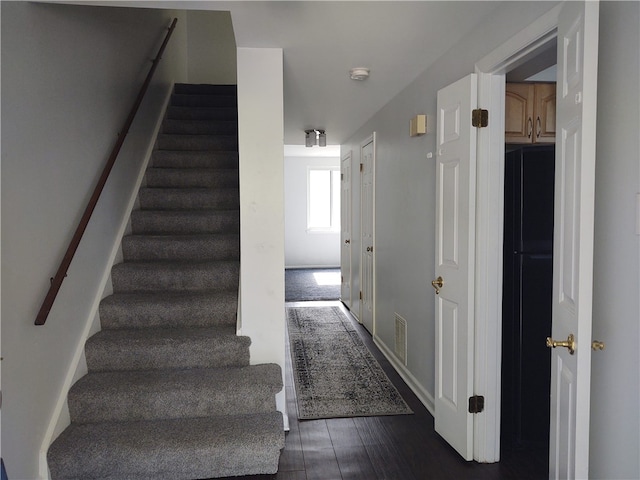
373, 335, 435, 416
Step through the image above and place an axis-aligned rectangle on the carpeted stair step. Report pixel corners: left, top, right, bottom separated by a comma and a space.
145, 168, 239, 188
157, 133, 238, 151
111, 260, 239, 292
174, 83, 237, 96
47, 412, 284, 480
167, 105, 237, 121
122, 233, 239, 261
85, 326, 249, 372
68, 364, 283, 423
162, 119, 237, 135
151, 150, 238, 169
130, 209, 239, 234
99, 290, 238, 329
170, 93, 237, 108
138, 187, 239, 210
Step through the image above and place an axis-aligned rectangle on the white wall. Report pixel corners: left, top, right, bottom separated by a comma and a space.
342, 2, 639, 478
0, 3, 187, 478
590, 2, 640, 478
284, 149, 341, 268
342, 1, 558, 410
236, 47, 287, 421
187, 10, 237, 85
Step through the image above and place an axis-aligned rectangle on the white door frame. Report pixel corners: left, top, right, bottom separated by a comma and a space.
472, 4, 563, 463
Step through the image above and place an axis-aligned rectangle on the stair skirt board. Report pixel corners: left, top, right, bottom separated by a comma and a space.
47, 84, 284, 480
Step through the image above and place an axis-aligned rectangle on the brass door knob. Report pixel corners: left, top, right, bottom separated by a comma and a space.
431, 276, 444, 295
592, 340, 605, 351
546, 333, 576, 355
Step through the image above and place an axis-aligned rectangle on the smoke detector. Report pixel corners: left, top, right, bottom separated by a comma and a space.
349, 67, 370, 81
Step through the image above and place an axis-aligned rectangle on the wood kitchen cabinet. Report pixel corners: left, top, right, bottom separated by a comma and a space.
505, 83, 556, 144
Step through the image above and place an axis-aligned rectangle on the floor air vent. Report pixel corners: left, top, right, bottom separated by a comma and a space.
394, 313, 407, 366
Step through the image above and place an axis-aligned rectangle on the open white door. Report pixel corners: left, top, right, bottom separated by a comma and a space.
434, 74, 477, 461
360, 135, 375, 334
548, 2, 599, 479
341, 151, 352, 309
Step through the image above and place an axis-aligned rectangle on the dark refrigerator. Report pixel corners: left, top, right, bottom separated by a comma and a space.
501, 145, 555, 452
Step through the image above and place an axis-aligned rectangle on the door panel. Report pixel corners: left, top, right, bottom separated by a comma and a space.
360, 135, 375, 333
341, 151, 352, 308
554, 357, 576, 478
549, 2, 599, 478
438, 297, 459, 408
434, 74, 477, 461
439, 160, 460, 267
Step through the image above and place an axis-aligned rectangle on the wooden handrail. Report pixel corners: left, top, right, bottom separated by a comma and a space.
35, 18, 178, 325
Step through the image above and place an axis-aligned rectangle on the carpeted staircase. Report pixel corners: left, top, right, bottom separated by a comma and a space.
47, 84, 285, 480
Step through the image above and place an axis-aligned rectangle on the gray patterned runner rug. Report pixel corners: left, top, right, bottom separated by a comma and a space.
287, 306, 413, 420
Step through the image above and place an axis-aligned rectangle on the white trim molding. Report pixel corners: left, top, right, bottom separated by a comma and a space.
374, 335, 435, 416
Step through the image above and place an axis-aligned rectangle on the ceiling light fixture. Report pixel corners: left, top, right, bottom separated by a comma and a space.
305, 129, 327, 147
349, 67, 370, 81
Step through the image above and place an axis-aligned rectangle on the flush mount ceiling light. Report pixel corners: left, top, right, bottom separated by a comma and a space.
349, 67, 370, 81
305, 129, 326, 147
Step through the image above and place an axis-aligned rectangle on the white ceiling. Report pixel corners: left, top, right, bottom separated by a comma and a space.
217, 1, 503, 145
57, 1, 504, 145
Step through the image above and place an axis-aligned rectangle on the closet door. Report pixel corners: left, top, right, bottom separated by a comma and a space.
548, 2, 599, 478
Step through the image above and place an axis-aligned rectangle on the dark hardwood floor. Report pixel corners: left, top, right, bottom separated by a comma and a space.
219, 301, 548, 480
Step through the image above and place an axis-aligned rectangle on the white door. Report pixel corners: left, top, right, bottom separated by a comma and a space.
548, 2, 599, 478
360, 135, 375, 334
341, 151, 352, 309
434, 74, 477, 461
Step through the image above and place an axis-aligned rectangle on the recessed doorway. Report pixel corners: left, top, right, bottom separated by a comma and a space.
500, 44, 556, 475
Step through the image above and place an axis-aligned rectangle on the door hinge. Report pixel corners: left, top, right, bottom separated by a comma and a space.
359, 291, 363, 300
472, 109, 489, 128
360, 163, 364, 172
341, 173, 344, 181
468, 395, 485, 414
